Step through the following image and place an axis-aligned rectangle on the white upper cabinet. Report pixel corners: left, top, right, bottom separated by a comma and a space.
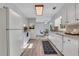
62, 36, 78, 56
66, 3, 75, 23
54, 4, 75, 25
76, 3, 79, 20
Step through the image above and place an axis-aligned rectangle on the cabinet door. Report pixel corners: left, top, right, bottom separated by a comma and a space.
55, 35, 62, 52
63, 37, 78, 56
76, 3, 79, 20
48, 33, 56, 45
51, 34, 57, 46
67, 3, 75, 23
9, 30, 24, 56
49, 33, 62, 52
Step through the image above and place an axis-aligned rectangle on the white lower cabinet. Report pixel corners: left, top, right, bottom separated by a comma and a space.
54, 34, 62, 52
49, 33, 62, 52
62, 37, 78, 56
49, 33, 79, 56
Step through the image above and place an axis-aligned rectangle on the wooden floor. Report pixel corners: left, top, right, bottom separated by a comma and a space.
22, 39, 62, 56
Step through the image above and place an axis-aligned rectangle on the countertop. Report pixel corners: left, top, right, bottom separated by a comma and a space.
49, 31, 79, 39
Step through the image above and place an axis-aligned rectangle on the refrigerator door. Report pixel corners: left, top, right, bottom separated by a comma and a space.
9, 30, 24, 56
0, 8, 7, 56
8, 9, 25, 56
9, 9, 23, 29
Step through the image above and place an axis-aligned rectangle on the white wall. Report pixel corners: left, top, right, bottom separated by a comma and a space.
28, 18, 36, 39
23, 18, 30, 49
35, 22, 46, 36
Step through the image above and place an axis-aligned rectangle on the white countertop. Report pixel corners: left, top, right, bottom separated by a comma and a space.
49, 31, 79, 39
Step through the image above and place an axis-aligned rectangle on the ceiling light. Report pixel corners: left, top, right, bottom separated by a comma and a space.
35, 5, 44, 15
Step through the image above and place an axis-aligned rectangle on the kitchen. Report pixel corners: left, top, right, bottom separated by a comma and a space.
0, 3, 79, 56
48, 3, 79, 56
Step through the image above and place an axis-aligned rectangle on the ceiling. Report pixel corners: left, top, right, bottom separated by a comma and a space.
14, 3, 64, 18
14, 3, 64, 22
0, 3, 65, 23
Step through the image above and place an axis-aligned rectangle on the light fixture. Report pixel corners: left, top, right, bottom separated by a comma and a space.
35, 5, 44, 15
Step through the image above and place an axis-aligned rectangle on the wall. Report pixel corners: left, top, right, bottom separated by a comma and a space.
50, 15, 55, 28
22, 18, 30, 49
47, 15, 56, 30
28, 18, 36, 39
35, 22, 46, 36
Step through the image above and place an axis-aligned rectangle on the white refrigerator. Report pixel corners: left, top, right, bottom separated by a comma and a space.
8, 9, 24, 56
